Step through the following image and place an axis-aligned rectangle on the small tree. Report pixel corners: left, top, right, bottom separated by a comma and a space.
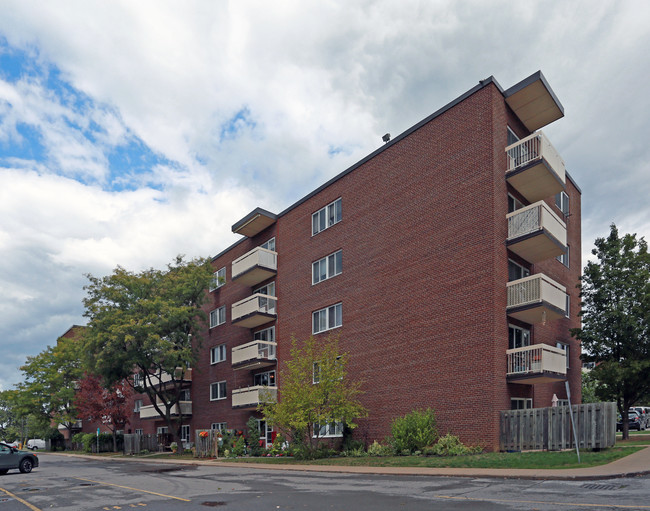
259, 335, 367, 457
82, 256, 214, 448
74, 374, 133, 452
571, 224, 650, 439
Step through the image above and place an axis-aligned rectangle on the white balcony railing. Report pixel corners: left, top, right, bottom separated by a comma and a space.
232, 247, 277, 280
143, 368, 192, 387
507, 273, 566, 311
506, 344, 567, 377
232, 294, 277, 323
507, 201, 567, 244
505, 131, 566, 182
231, 385, 277, 409
139, 401, 192, 419
232, 340, 277, 366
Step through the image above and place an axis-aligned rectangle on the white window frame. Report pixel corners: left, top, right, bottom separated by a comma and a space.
313, 421, 343, 438
565, 294, 570, 318
254, 326, 275, 342
312, 303, 342, 334
254, 370, 276, 387
556, 341, 570, 369
312, 198, 342, 236
157, 426, 168, 435
557, 245, 570, 267
555, 191, 569, 215
557, 399, 570, 407
507, 193, 524, 214
133, 399, 142, 412
510, 398, 532, 410
210, 306, 226, 328
508, 259, 530, 282
181, 424, 190, 442
253, 281, 275, 297
210, 343, 227, 364
135, 428, 143, 435
312, 250, 342, 285
211, 422, 227, 431
133, 373, 143, 387
261, 237, 276, 251
210, 381, 227, 401
179, 389, 190, 401
209, 267, 226, 291
508, 324, 531, 350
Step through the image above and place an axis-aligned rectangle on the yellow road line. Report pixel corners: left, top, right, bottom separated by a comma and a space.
74, 478, 190, 502
434, 494, 650, 509
0, 487, 42, 511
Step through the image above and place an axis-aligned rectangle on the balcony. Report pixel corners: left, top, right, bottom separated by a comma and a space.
232, 208, 277, 238
139, 401, 192, 419
232, 340, 277, 370
506, 344, 567, 384
507, 273, 566, 324
506, 201, 567, 263
231, 385, 277, 409
232, 294, 277, 328
143, 368, 192, 390
232, 247, 277, 287
505, 131, 566, 203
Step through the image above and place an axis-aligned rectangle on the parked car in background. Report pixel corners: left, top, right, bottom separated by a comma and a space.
630, 407, 650, 429
26, 439, 46, 450
618, 411, 645, 431
0, 442, 39, 474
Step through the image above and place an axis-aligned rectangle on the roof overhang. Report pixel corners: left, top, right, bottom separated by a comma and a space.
232, 208, 277, 238
504, 71, 564, 131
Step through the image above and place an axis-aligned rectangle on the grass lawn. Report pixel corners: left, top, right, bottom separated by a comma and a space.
203, 446, 644, 470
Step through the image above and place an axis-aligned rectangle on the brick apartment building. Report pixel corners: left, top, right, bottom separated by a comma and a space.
103, 70, 582, 451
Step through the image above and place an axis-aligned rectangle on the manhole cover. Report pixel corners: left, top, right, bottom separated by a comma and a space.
201, 502, 227, 507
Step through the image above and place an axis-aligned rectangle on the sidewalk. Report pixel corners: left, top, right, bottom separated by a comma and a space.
50, 446, 650, 481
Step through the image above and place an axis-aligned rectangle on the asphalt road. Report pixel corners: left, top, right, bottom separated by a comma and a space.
1, 454, 650, 510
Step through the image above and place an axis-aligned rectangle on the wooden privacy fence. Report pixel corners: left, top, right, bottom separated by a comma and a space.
194, 429, 221, 458
123, 434, 160, 455
500, 402, 617, 451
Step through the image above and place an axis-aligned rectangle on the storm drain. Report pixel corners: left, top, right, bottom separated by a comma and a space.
581, 483, 625, 491
201, 502, 227, 507
78, 483, 96, 487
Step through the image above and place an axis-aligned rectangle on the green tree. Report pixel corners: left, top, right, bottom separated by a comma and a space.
14, 333, 84, 440
571, 224, 650, 439
82, 256, 214, 448
259, 335, 367, 456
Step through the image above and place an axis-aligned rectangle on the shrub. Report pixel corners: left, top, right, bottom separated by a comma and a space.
425, 433, 482, 456
367, 440, 393, 457
390, 408, 438, 454
232, 436, 246, 457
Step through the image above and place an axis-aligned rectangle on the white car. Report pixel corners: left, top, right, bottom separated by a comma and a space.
26, 439, 46, 450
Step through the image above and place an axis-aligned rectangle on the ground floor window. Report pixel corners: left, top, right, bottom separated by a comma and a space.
157, 426, 169, 434
135, 428, 143, 435
314, 422, 343, 438
511, 398, 532, 410
211, 422, 227, 431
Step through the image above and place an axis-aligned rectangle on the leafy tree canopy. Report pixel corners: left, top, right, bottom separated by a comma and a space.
571, 224, 650, 438
82, 256, 214, 444
259, 335, 367, 455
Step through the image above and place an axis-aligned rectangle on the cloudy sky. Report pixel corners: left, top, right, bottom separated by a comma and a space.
1, 1, 649, 391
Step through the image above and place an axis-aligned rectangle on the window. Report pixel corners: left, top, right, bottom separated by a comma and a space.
181, 425, 190, 442
312, 303, 342, 334
507, 127, 520, 146
508, 259, 530, 282
157, 426, 168, 434
312, 198, 342, 235
179, 389, 190, 401
209, 267, 226, 291
313, 250, 342, 284
133, 373, 143, 387
211, 422, 227, 432
556, 342, 570, 369
557, 399, 570, 407
510, 398, 532, 410
557, 245, 570, 267
555, 191, 569, 215
565, 294, 570, 318
210, 381, 227, 401
261, 237, 276, 251
135, 428, 143, 435
254, 370, 276, 387
314, 422, 343, 438
210, 306, 226, 328
134, 399, 142, 412
509, 325, 530, 350
210, 344, 227, 364
254, 281, 275, 297
313, 357, 342, 384
507, 194, 524, 213
254, 326, 275, 342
